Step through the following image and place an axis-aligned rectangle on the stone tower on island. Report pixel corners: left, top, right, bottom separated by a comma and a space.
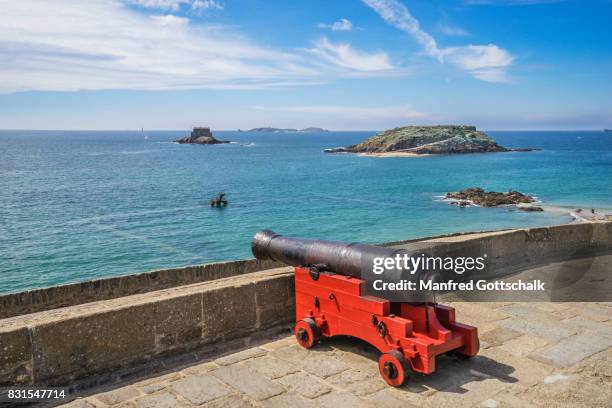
175, 127, 230, 144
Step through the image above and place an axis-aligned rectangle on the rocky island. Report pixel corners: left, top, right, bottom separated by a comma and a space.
446, 187, 543, 211
175, 127, 230, 144
324, 125, 535, 156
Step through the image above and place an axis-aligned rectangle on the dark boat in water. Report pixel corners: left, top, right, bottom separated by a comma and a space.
605, 129, 611, 132
210, 192, 228, 207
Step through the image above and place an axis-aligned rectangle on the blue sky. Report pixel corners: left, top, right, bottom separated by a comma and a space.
0, 0, 610, 130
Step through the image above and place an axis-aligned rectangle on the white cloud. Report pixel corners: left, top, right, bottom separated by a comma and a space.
252, 104, 425, 120
309, 38, 395, 73
124, 0, 223, 11
438, 23, 469, 37
362, 0, 514, 82
441, 44, 514, 82
0, 0, 399, 93
319, 18, 354, 31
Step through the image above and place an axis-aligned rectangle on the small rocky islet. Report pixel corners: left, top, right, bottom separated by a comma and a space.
324, 125, 537, 155
175, 127, 230, 145
446, 187, 543, 211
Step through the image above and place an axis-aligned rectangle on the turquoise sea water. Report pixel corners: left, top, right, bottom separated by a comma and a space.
1, 130, 611, 294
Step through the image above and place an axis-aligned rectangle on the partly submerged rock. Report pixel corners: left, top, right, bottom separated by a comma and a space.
446, 187, 536, 207
518, 205, 544, 212
175, 127, 230, 144
324, 125, 535, 155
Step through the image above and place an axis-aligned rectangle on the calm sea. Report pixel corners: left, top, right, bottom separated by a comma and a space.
1, 130, 611, 294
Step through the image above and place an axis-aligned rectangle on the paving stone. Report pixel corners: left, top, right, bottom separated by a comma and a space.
499, 303, 562, 322
259, 336, 296, 352
497, 317, 576, 341
396, 356, 489, 395
529, 332, 612, 367
453, 303, 511, 325
171, 374, 232, 405
425, 376, 508, 408
326, 369, 385, 396
566, 347, 612, 379
476, 385, 536, 408
480, 327, 523, 347
132, 392, 189, 408
214, 348, 267, 366
530, 302, 570, 313
133, 372, 184, 394
473, 347, 553, 387
140, 383, 167, 395
271, 346, 349, 378
61, 399, 98, 408
326, 368, 373, 384
210, 364, 285, 400
181, 361, 218, 375
333, 347, 379, 373
566, 303, 612, 322
203, 394, 255, 408
275, 372, 332, 398
363, 389, 420, 408
561, 316, 612, 338
94, 387, 141, 405
241, 355, 300, 379
315, 391, 374, 408
262, 393, 318, 408
521, 374, 611, 407
498, 334, 549, 357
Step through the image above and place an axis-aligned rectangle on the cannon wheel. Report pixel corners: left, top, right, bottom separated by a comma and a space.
294, 318, 320, 349
378, 350, 409, 387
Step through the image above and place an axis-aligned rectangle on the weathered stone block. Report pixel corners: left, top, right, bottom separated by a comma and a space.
210, 365, 285, 401
529, 332, 612, 367
498, 334, 549, 357
170, 374, 232, 405
275, 372, 331, 398
262, 393, 318, 408
153, 294, 202, 352
241, 355, 299, 379
0, 327, 32, 385
201, 284, 257, 343
497, 317, 575, 341
214, 347, 266, 366
254, 276, 295, 329
315, 392, 374, 408
480, 327, 523, 347
205, 394, 256, 408
271, 346, 349, 378
133, 391, 189, 408
93, 386, 141, 405
31, 304, 157, 383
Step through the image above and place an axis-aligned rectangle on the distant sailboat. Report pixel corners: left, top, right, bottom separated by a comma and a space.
142, 128, 149, 140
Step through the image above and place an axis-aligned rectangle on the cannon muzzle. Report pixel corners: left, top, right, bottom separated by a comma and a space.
251, 229, 402, 279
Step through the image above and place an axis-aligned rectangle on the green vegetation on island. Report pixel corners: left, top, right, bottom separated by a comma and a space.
324, 125, 535, 156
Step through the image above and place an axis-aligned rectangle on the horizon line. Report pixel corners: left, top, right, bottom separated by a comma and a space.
0, 128, 609, 132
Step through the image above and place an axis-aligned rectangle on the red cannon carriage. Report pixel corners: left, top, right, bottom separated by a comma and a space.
252, 230, 479, 386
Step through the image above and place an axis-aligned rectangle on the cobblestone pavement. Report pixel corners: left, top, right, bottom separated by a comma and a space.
62, 302, 611, 408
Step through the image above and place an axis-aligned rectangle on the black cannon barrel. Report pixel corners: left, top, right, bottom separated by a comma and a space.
251, 230, 403, 279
